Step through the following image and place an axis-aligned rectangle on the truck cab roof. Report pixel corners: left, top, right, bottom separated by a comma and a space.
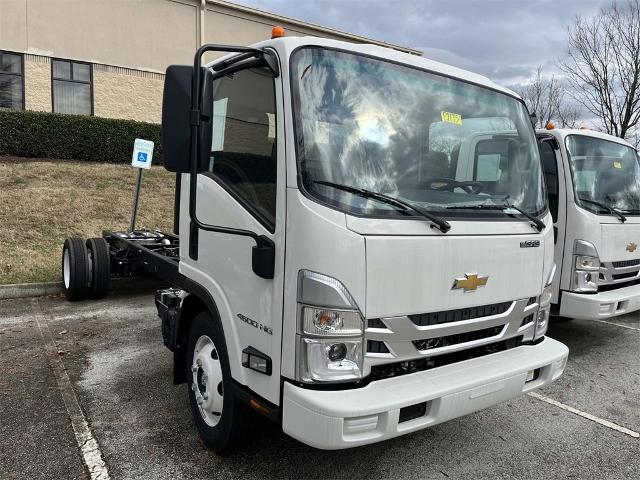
536, 127, 635, 149
209, 35, 522, 100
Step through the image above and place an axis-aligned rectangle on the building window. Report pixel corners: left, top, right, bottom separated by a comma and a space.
52, 59, 93, 115
0, 51, 24, 110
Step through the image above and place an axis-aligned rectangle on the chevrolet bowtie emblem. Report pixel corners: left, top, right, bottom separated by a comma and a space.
452, 273, 489, 291
627, 242, 638, 253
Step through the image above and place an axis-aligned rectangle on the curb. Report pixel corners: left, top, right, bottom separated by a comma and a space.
0, 277, 166, 300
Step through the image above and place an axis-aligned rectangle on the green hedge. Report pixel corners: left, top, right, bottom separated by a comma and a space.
0, 108, 162, 163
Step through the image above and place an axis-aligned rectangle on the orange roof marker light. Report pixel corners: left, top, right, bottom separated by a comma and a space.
271, 26, 286, 39
545, 121, 555, 130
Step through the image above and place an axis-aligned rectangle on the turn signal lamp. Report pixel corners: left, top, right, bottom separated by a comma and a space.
271, 26, 286, 38
545, 121, 555, 130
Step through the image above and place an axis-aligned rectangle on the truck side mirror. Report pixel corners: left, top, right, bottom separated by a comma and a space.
162, 65, 213, 173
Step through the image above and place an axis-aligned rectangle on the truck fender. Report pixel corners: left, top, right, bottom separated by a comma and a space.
173, 278, 225, 385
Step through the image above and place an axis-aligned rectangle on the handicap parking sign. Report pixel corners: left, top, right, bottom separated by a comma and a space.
131, 139, 154, 169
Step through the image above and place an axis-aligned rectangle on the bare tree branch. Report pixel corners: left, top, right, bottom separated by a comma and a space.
517, 66, 581, 128
560, 0, 640, 139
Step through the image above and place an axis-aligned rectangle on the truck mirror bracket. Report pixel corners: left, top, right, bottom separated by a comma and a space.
252, 236, 276, 279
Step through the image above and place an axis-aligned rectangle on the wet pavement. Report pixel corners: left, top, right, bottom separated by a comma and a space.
0, 292, 638, 479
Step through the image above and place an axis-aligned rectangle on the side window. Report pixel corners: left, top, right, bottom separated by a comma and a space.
209, 68, 277, 231
539, 141, 559, 222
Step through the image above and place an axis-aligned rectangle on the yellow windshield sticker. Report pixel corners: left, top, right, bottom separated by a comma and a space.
441, 111, 463, 125
614, 161, 622, 169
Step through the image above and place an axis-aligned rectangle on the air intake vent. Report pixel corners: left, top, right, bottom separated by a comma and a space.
409, 302, 512, 327
612, 259, 640, 268
368, 318, 387, 329
613, 271, 639, 280
520, 314, 534, 327
412, 325, 504, 351
367, 340, 390, 353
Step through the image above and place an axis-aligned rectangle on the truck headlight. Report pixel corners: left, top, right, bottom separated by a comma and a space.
296, 271, 364, 383
571, 240, 600, 293
534, 265, 555, 340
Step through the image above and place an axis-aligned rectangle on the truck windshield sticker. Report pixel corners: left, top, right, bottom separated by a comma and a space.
614, 161, 622, 169
441, 111, 463, 125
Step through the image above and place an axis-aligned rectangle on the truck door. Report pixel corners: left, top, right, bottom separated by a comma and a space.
180, 64, 285, 405
539, 139, 566, 302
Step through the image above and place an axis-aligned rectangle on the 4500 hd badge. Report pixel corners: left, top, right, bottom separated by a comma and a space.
237, 313, 273, 335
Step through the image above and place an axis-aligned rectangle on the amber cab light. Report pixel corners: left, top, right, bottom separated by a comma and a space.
271, 26, 285, 38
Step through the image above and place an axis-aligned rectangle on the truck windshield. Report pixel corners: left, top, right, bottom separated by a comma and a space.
291, 47, 546, 219
566, 135, 640, 214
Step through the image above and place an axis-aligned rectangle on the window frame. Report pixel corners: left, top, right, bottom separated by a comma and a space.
51, 58, 94, 115
538, 140, 560, 222
0, 50, 25, 110
204, 66, 279, 233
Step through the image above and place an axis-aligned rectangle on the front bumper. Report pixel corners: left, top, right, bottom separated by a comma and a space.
559, 284, 640, 320
282, 337, 568, 450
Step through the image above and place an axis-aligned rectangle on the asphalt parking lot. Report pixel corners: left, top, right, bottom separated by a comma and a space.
1, 292, 638, 480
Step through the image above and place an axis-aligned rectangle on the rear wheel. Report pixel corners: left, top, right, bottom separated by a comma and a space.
62, 237, 89, 301
186, 311, 248, 452
86, 237, 110, 299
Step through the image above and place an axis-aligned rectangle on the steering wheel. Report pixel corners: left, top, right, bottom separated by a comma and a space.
421, 177, 484, 194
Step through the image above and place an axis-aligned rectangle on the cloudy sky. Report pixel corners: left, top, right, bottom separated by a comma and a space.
234, 0, 610, 88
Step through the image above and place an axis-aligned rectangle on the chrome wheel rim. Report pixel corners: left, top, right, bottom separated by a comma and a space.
63, 250, 70, 288
192, 335, 224, 426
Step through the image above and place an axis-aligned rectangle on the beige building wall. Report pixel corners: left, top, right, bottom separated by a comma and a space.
93, 66, 164, 124
1, 0, 419, 124
2, 0, 199, 72
24, 55, 51, 112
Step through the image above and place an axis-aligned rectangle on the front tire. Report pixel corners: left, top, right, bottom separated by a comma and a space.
186, 311, 248, 452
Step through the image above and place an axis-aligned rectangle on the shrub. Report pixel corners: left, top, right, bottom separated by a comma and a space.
0, 108, 162, 163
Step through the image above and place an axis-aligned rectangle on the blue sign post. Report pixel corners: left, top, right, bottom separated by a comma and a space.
129, 139, 154, 232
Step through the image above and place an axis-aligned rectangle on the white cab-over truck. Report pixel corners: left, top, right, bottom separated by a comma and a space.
61, 33, 568, 451
537, 127, 640, 320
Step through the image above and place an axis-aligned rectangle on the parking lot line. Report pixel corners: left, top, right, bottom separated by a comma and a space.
588, 319, 640, 331
30, 299, 111, 480
528, 391, 640, 439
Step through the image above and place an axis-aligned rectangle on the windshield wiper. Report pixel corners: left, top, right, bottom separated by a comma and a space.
446, 202, 545, 232
313, 180, 451, 233
578, 198, 627, 223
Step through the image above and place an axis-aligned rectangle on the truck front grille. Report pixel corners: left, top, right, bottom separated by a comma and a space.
369, 336, 523, 382
365, 298, 538, 373
599, 260, 640, 290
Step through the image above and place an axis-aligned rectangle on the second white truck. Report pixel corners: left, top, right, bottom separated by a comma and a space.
537, 127, 640, 320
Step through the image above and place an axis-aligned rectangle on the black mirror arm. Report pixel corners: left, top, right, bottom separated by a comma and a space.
187, 44, 276, 278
